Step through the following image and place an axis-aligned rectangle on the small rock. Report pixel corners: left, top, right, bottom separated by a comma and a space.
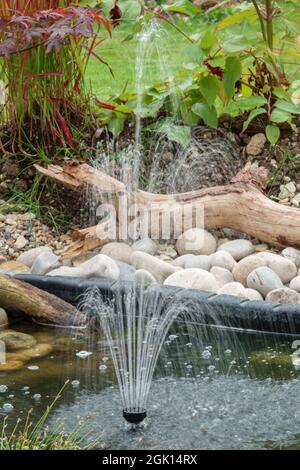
176, 228, 216, 256
17, 246, 52, 268
247, 267, 283, 296
210, 251, 236, 271
0, 260, 30, 275
266, 288, 299, 304
254, 243, 269, 253
0, 331, 37, 351
246, 133, 266, 156
282, 247, 300, 269
217, 239, 254, 261
289, 276, 300, 293
134, 269, 157, 285
244, 288, 263, 301
31, 251, 60, 275
232, 255, 266, 285
256, 252, 297, 283
0, 308, 8, 327
131, 251, 180, 283
101, 242, 133, 264
291, 193, 300, 207
164, 268, 218, 292
0, 360, 24, 371
48, 254, 120, 280
172, 254, 211, 270
116, 261, 135, 281
14, 235, 28, 250
278, 182, 296, 200
210, 266, 233, 288
132, 238, 158, 256
217, 282, 246, 298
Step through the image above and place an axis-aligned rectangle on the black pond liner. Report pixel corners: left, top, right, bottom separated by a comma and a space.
13, 274, 300, 335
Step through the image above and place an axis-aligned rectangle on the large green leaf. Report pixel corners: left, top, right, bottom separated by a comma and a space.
270, 109, 292, 123
192, 102, 218, 128
222, 35, 249, 53
226, 96, 267, 116
162, 124, 191, 147
242, 108, 266, 132
275, 99, 300, 115
216, 6, 257, 31
199, 75, 218, 108
266, 124, 280, 146
180, 99, 199, 126
163, 0, 200, 16
223, 56, 242, 101
200, 30, 218, 52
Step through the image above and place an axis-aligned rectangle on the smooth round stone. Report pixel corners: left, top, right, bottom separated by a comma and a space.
172, 254, 211, 271
48, 254, 120, 280
232, 255, 265, 286
210, 251, 236, 271
7, 343, 53, 362
17, 246, 52, 268
244, 288, 263, 301
176, 228, 217, 256
101, 242, 133, 264
164, 268, 218, 293
0, 308, 8, 327
134, 269, 157, 285
210, 266, 233, 288
282, 247, 300, 269
31, 251, 60, 275
217, 239, 254, 261
116, 261, 135, 281
255, 252, 297, 283
289, 276, 300, 293
217, 282, 246, 298
131, 251, 180, 284
266, 288, 299, 305
0, 261, 30, 275
0, 360, 24, 371
132, 238, 158, 256
0, 331, 37, 351
247, 267, 283, 296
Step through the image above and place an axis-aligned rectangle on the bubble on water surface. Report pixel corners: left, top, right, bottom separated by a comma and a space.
76, 351, 93, 359
3, 403, 13, 412
0, 385, 8, 393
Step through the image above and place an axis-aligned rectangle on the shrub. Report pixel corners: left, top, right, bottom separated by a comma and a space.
0, 1, 112, 151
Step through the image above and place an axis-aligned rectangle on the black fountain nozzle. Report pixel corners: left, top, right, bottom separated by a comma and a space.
123, 408, 147, 424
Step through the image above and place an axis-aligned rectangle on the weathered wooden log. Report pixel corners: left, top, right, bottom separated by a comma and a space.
0, 275, 85, 326
35, 161, 300, 258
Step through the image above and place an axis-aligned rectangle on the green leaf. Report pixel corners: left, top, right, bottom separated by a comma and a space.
200, 30, 217, 52
216, 7, 257, 31
275, 99, 300, 115
226, 96, 267, 116
223, 56, 242, 101
180, 99, 199, 126
192, 102, 218, 128
199, 75, 218, 108
163, 0, 200, 16
242, 108, 266, 131
222, 35, 249, 53
266, 124, 280, 146
162, 124, 191, 147
108, 116, 125, 138
270, 109, 292, 123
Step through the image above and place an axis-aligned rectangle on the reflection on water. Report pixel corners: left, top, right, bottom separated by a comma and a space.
0, 320, 300, 449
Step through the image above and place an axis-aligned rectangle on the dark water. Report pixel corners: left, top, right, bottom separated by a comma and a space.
1, 320, 300, 450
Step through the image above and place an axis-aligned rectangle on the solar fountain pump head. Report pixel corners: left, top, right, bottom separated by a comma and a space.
123, 408, 147, 424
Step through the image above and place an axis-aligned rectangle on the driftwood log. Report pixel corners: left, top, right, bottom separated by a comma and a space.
0, 275, 84, 326
35, 161, 300, 258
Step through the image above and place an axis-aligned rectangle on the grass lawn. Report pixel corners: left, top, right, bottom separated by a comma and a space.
85, 19, 193, 101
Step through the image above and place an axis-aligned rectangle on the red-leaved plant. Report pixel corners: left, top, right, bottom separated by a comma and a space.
0, 1, 117, 151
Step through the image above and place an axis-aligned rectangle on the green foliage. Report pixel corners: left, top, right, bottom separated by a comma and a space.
114, 1, 300, 143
